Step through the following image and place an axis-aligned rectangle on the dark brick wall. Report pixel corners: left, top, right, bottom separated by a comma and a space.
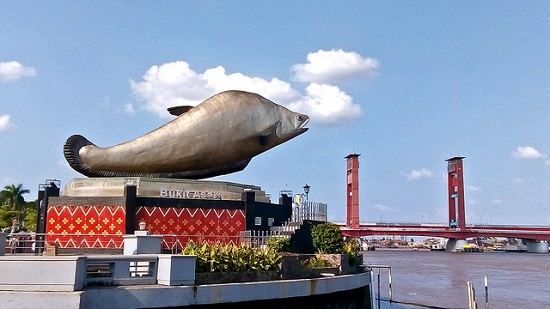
244, 192, 292, 231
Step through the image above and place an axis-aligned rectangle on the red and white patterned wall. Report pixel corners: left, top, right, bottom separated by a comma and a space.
135, 206, 246, 246
46, 204, 246, 249
46, 205, 126, 248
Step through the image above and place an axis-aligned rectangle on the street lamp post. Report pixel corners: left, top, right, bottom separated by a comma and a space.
303, 184, 310, 219
303, 184, 310, 204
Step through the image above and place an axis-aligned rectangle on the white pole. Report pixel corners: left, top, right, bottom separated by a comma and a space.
388, 267, 393, 302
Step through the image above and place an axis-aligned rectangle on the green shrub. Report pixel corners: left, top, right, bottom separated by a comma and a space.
343, 237, 363, 267
267, 236, 290, 253
311, 222, 345, 254
182, 241, 282, 273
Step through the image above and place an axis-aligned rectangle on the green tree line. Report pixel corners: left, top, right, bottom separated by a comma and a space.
0, 184, 37, 233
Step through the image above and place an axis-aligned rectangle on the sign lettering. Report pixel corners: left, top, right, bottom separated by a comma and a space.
159, 189, 222, 200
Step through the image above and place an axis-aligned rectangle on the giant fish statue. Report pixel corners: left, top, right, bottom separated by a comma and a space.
64, 90, 309, 179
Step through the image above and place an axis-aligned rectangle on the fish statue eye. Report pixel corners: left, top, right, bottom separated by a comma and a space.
297, 115, 304, 121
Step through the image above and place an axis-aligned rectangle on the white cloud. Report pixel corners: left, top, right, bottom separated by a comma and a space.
0, 61, 36, 82
130, 61, 213, 118
404, 168, 434, 181
130, 61, 301, 119
491, 199, 502, 205
291, 49, 379, 83
0, 114, 14, 131
370, 204, 396, 212
203, 66, 301, 104
512, 146, 546, 159
287, 83, 361, 124
130, 57, 365, 124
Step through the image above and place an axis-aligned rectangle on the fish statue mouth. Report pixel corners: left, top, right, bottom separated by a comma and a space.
64, 90, 310, 179
298, 115, 310, 130
296, 118, 309, 135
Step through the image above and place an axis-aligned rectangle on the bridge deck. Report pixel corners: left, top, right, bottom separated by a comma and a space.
338, 223, 550, 240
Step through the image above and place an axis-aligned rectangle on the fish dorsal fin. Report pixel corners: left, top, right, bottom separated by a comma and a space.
167, 105, 194, 116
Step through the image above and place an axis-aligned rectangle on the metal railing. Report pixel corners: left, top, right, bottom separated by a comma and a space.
3, 233, 251, 255
239, 201, 328, 248
292, 201, 327, 222
365, 264, 393, 309
240, 230, 287, 248
3, 233, 42, 254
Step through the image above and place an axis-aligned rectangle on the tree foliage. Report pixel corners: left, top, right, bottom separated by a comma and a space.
0, 184, 37, 232
342, 237, 363, 267
1, 184, 30, 220
311, 222, 345, 254
311, 222, 363, 266
267, 236, 291, 253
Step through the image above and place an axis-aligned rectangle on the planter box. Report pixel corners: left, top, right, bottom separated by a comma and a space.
195, 270, 280, 285
281, 254, 358, 279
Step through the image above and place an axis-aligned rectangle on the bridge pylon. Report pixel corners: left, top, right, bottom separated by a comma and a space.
446, 156, 466, 232
345, 153, 360, 228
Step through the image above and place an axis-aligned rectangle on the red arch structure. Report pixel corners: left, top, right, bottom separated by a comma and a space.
339, 155, 550, 241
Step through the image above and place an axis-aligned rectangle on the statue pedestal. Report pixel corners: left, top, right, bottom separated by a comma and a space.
122, 232, 163, 255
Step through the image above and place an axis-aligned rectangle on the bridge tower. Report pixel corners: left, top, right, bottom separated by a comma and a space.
345, 153, 360, 228
446, 156, 466, 230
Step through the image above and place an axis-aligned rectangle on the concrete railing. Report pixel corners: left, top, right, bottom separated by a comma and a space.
0, 256, 87, 291
85, 255, 158, 286
0, 254, 196, 292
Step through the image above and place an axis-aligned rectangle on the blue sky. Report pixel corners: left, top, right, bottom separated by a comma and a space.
1, 2, 550, 225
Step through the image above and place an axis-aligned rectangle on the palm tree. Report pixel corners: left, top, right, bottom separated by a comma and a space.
0, 184, 30, 222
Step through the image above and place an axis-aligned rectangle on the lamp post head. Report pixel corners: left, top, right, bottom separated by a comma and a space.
138, 221, 146, 231
303, 184, 310, 195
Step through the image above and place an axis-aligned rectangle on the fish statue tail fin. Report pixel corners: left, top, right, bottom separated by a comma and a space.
63, 134, 251, 179
64, 135, 98, 177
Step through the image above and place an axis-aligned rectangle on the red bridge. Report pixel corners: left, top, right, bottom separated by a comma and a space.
338, 223, 550, 241
339, 155, 550, 242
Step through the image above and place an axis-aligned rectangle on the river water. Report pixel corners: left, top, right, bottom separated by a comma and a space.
362, 249, 550, 309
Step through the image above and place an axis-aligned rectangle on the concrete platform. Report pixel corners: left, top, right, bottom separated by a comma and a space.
0, 271, 371, 309
61, 177, 270, 203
